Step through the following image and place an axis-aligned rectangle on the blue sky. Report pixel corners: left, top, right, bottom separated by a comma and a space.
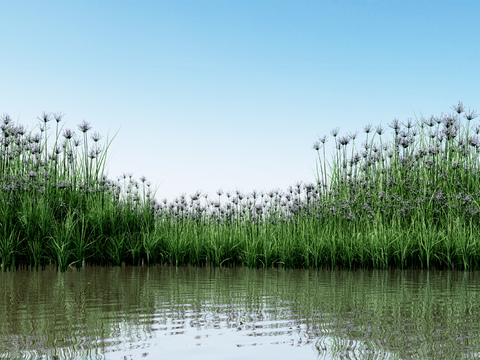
1, 0, 479, 202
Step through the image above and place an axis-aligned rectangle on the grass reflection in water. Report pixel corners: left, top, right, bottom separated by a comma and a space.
1, 266, 480, 359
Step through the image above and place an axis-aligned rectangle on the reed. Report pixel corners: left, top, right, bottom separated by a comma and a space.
1, 102, 480, 271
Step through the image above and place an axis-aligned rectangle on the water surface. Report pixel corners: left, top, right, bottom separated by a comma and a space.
1, 265, 480, 359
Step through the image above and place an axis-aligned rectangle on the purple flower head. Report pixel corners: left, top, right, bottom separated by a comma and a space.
338, 135, 350, 146
235, 190, 244, 200
78, 120, 92, 133
91, 131, 103, 142
31, 145, 41, 155
424, 116, 436, 128
2, 114, 12, 125
1, 124, 11, 136
63, 129, 75, 140
15, 125, 26, 136
330, 127, 340, 137
353, 153, 361, 164
304, 183, 315, 192
399, 137, 411, 149
39, 123, 49, 133
53, 112, 64, 123
405, 118, 414, 129
190, 191, 201, 201
441, 124, 459, 141
474, 124, 480, 135
38, 111, 51, 123
88, 149, 97, 159
442, 115, 457, 129
30, 133, 41, 144
451, 101, 465, 114
465, 108, 478, 121
363, 124, 373, 134
389, 118, 401, 132
468, 135, 480, 148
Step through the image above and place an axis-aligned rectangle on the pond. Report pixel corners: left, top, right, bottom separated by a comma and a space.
1, 265, 480, 359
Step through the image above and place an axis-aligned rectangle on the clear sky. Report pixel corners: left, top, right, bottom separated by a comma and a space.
1, 0, 479, 203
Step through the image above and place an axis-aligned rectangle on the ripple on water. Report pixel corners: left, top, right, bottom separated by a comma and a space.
1, 266, 480, 359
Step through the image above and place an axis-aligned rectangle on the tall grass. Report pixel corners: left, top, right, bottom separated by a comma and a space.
0, 112, 157, 271
1, 102, 480, 271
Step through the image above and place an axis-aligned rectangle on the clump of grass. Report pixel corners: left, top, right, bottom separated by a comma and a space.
2, 102, 480, 271
311, 101, 480, 268
0, 112, 158, 271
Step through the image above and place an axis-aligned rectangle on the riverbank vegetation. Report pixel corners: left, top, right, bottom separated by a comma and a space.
1, 102, 480, 271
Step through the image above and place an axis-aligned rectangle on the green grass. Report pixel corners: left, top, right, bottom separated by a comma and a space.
1, 102, 480, 271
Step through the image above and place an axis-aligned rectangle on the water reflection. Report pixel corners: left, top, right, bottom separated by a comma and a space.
1, 265, 480, 359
